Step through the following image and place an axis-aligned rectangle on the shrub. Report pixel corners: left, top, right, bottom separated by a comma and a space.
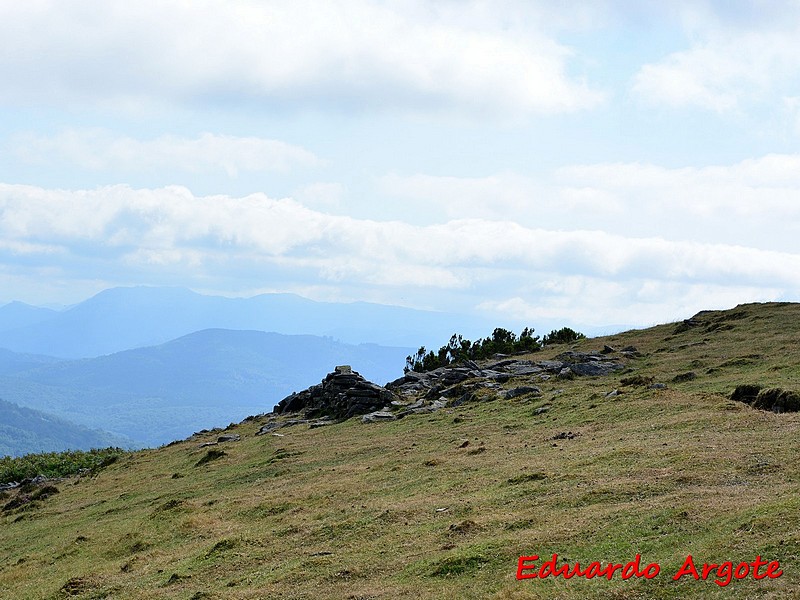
404, 327, 552, 373
542, 327, 586, 346
0, 448, 126, 485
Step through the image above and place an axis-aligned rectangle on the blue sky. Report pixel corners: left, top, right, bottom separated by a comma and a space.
1, 0, 800, 329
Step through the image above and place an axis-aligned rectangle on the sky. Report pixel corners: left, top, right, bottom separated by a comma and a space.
1, 0, 800, 330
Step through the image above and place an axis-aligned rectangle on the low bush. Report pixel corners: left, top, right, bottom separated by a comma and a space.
0, 448, 125, 485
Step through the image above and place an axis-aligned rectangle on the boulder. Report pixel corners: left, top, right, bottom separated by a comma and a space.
273, 366, 396, 420
256, 417, 333, 435
361, 410, 397, 424
504, 386, 542, 399
554, 351, 624, 377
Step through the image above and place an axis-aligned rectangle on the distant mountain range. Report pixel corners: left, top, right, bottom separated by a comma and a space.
0, 301, 58, 333
0, 285, 602, 456
0, 328, 412, 448
0, 286, 511, 359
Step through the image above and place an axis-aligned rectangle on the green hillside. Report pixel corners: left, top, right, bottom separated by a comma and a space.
0, 303, 798, 599
0, 399, 131, 458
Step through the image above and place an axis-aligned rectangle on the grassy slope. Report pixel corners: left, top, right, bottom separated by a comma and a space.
1, 302, 799, 599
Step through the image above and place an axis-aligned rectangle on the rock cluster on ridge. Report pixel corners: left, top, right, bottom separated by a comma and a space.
272, 365, 396, 420
268, 349, 630, 427
386, 350, 627, 404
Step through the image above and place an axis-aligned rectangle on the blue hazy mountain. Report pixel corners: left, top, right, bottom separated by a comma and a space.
0, 348, 61, 376
0, 398, 132, 458
0, 328, 412, 448
0, 286, 513, 358
0, 301, 58, 333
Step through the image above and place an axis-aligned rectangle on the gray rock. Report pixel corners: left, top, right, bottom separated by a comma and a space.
274, 368, 396, 420
256, 419, 306, 435
538, 360, 565, 372
649, 383, 667, 390
486, 359, 518, 370
483, 370, 511, 382
570, 361, 624, 376
398, 398, 448, 417
361, 410, 397, 423
504, 361, 543, 376
217, 434, 241, 443
533, 406, 550, 415
504, 386, 542, 399
620, 346, 642, 357
257, 422, 284, 435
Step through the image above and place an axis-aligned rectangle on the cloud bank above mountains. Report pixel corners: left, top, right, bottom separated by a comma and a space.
2, 166, 796, 326
1, 1, 798, 330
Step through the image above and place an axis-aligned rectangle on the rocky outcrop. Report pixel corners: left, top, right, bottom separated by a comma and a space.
269, 350, 630, 428
273, 365, 396, 420
387, 352, 625, 401
554, 351, 626, 377
731, 385, 800, 413
256, 417, 334, 435
361, 410, 397, 424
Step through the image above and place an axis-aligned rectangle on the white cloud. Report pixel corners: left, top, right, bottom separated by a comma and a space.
0, 1, 604, 118
555, 154, 800, 251
631, 3, 800, 113
478, 279, 782, 329
10, 130, 321, 176
1, 182, 799, 327
381, 153, 800, 253
293, 182, 345, 211
0, 239, 64, 256
378, 172, 623, 227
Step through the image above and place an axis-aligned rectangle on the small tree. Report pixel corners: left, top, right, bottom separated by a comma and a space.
404, 325, 585, 373
542, 327, 585, 346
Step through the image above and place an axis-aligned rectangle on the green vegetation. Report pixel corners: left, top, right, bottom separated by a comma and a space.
405, 327, 543, 372
405, 327, 587, 373
541, 326, 586, 346
0, 302, 798, 599
0, 447, 124, 484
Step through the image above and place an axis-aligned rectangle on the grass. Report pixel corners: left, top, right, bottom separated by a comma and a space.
0, 302, 799, 598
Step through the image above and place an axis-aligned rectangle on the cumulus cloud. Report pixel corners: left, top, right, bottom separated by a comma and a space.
1, 182, 799, 326
555, 154, 800, 251
10, 130, 321, 176
293, 182, 346, 211
631, 3, 800, 113
0, 1, 603, 118
382, 153, 800, 252
378, 171, 625, 227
